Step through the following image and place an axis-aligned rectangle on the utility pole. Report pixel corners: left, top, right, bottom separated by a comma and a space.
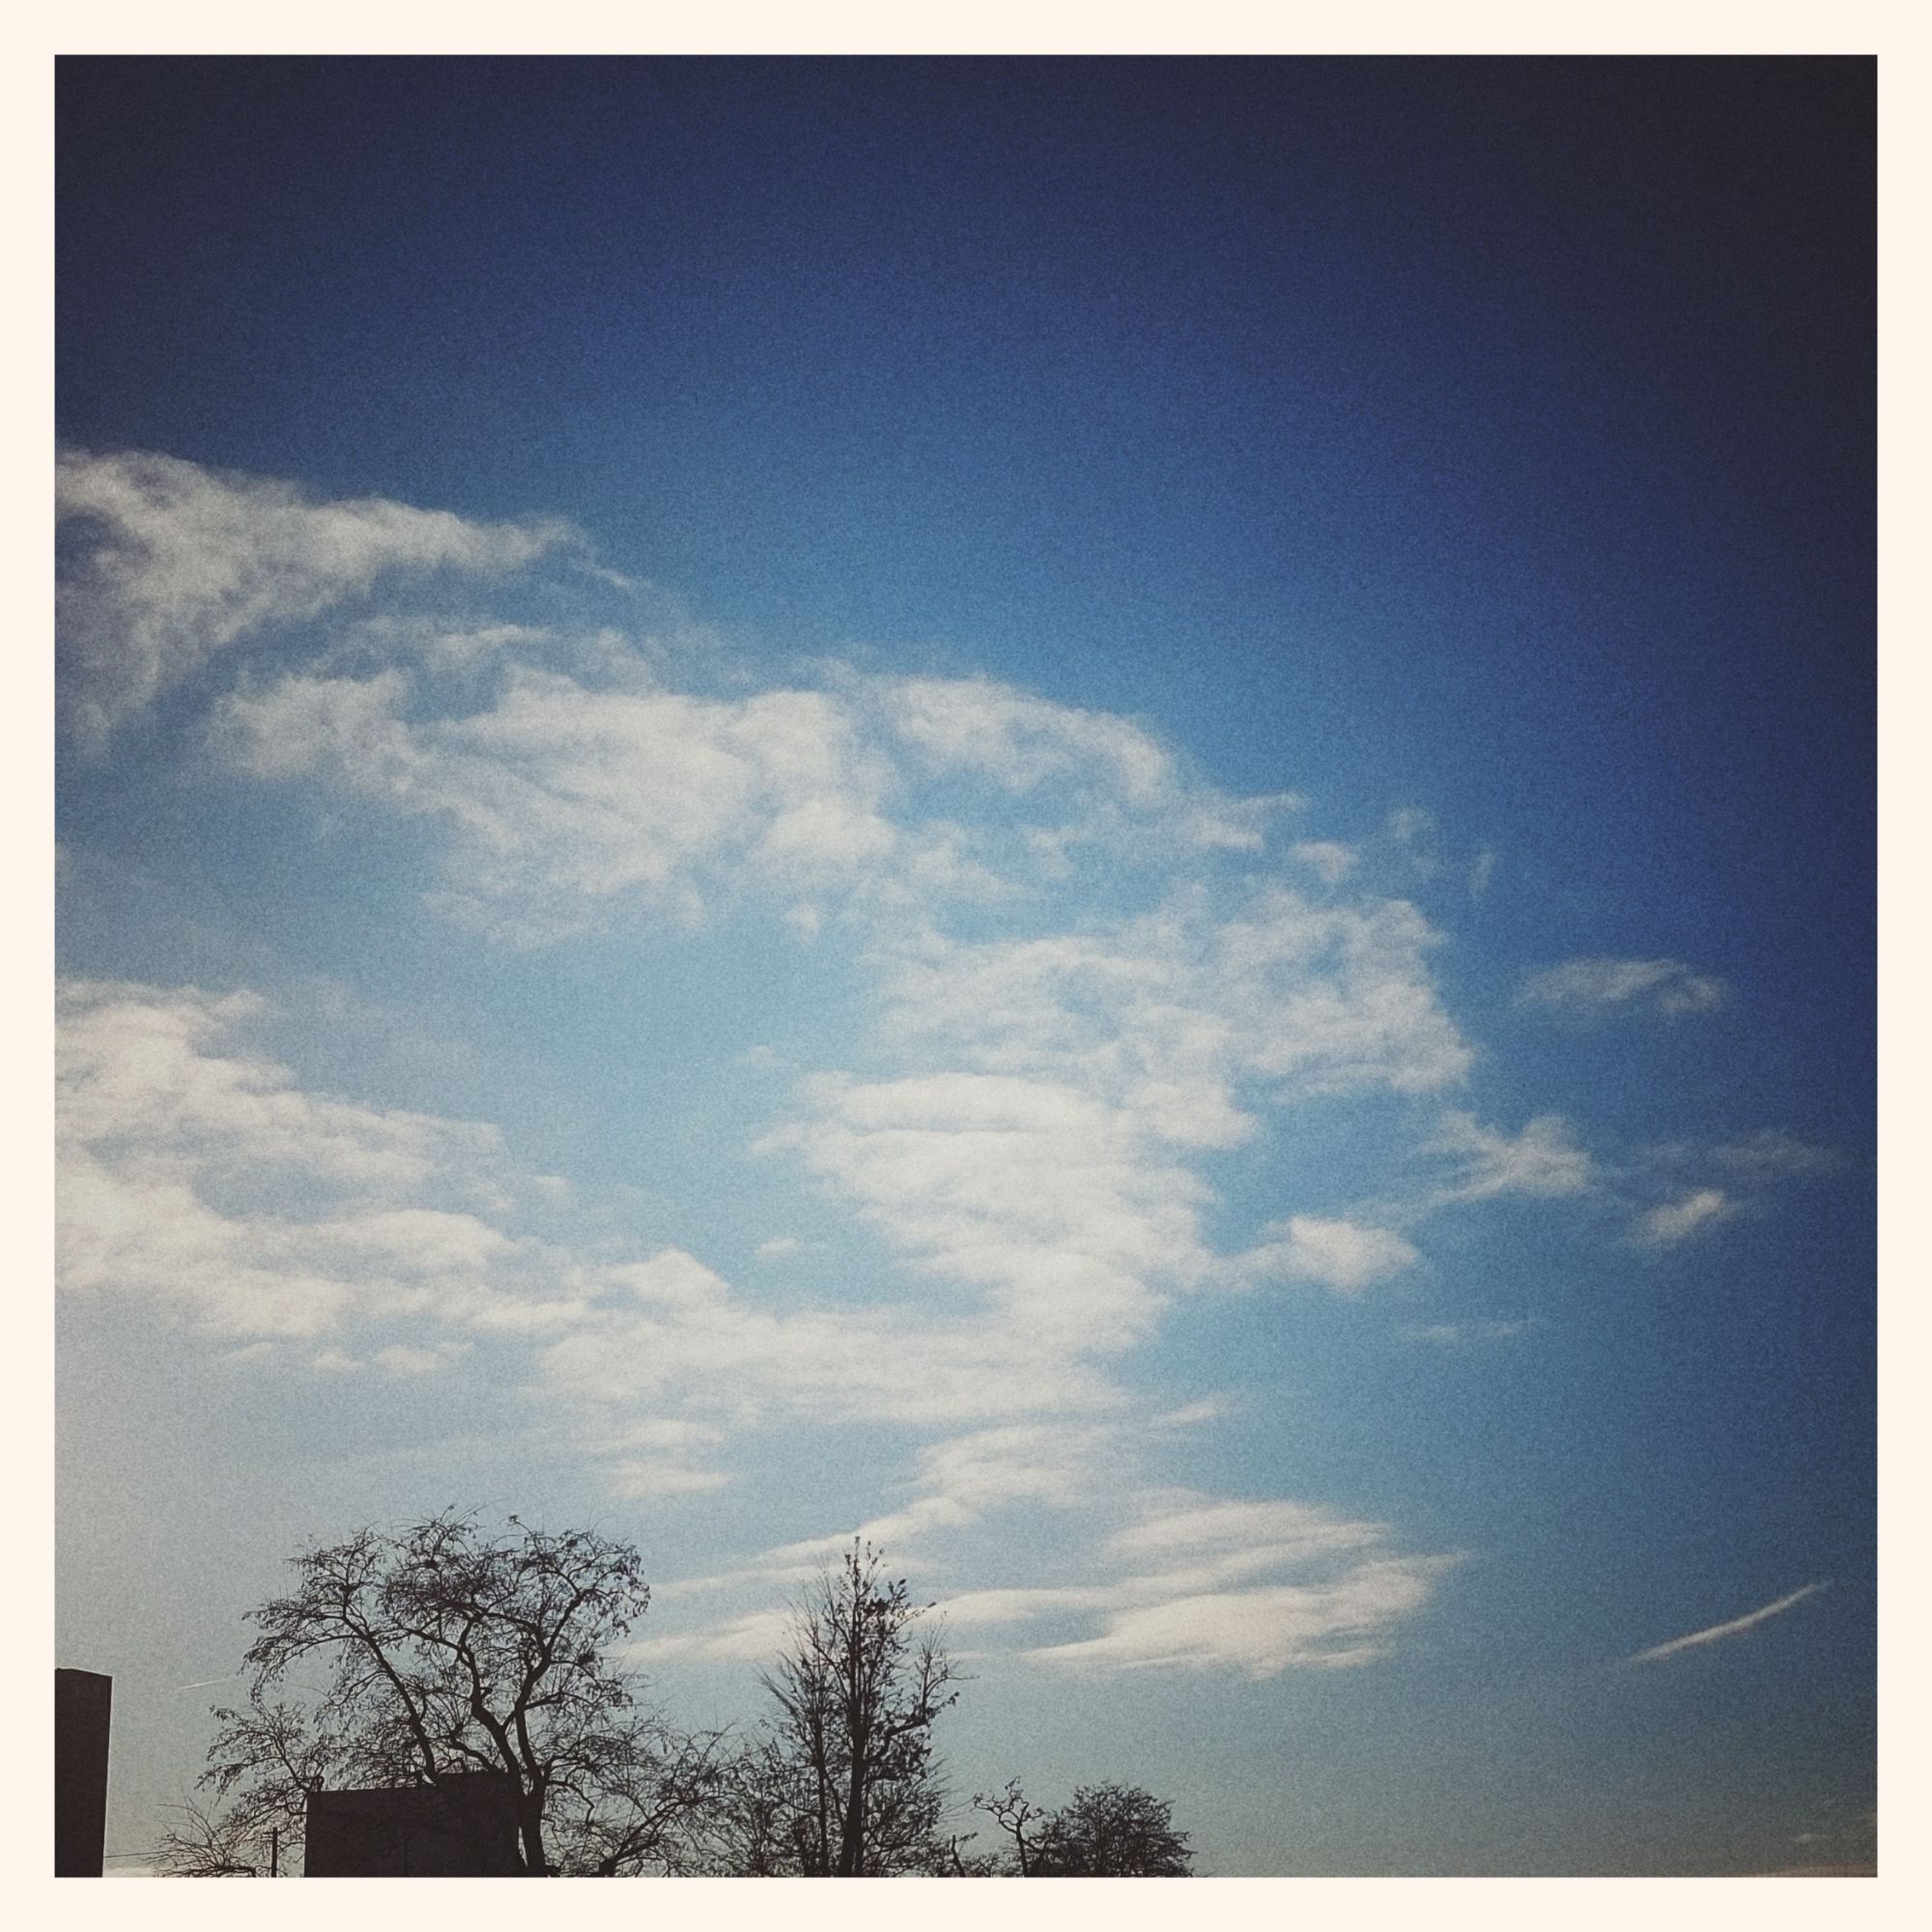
270, 1827, 279, 1877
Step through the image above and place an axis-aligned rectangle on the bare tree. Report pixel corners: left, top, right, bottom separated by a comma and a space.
1029, 1782, 1193, 1876
743, 1542, 961, 1876
972, 1777, 1046, 1875
152, 1793, 276, 1876
165, 1511, 723, 1875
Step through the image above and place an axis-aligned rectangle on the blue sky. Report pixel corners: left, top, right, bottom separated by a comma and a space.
54, 56, 1873, 1877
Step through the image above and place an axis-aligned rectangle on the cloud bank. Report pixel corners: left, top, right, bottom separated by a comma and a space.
56, 450, 1830, 1678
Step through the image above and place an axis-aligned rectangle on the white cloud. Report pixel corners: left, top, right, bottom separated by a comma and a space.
1025, 1563, 1452, 1677
609, 1460, 733, 1501
970, 1489, 1461, 1680
1626, 1582, 1827, 1663
214, 666, 901, 940
628, 1606, 798, 1664
1425, 1110, 1592, 1205
1633, 1187, 1736, 1247
1238, 1216, 1420, 1294
57, 978, 581, 1339
1107, 1492, 1389, 1568
882, 674, 1179, 807
1518, 956, 1731, 1019
1384, 806, 1440, 877
657, 1481, 1457, 1682
873, 890, 1470, 1123
537, 1260, 1122, 1433
803, 1422, 1122, 1552
763, 1072, 1209, 1350
744, 883, 1469, 1390
1291, 840, 1358, 884
60, 978, 1139, 1495
867, 671, 1296, 860
1154, 1396, 1235, 1428
58, 447, 570, 744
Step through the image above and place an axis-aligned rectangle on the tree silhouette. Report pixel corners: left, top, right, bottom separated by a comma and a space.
1032, 1782, 1193, 1875
162, 1512, 721, 1875
738, 1542, 961, 1875
974, 1779, 1193, 1876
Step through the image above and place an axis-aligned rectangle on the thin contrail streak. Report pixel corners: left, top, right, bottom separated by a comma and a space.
1626, 1581, 1828, 1664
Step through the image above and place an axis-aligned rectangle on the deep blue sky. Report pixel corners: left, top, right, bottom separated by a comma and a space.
59, 55, 1874, 1068
56, 57, 1873, 1878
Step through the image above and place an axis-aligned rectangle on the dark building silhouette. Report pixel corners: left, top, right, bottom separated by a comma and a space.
55, 1668, 112, 1876
304, 1772, 525, 1876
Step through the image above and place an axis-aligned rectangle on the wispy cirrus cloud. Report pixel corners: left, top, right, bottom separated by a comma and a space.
1617, 1129, 1835, 1251
1632, 1187, 1736, 1248
56, 978, 585, 1344
1291, 839, 1358, 884
875, 672, 1293, 854
1626, 1582, 1828, 1664
1422, 1110, 1593, 1206
1021, 1563, 1453, 1678
1518, 955, 1731, 1020
58, 446, 572, 746
1398, 1318, 1536, 1346
643, 1482, 1458, 1682
213, 665, 902, 943
766, 1422, 1122, 1560
982, 1491, 1456, 1679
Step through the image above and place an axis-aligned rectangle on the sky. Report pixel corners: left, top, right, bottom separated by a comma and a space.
53, 55, 1875, 1878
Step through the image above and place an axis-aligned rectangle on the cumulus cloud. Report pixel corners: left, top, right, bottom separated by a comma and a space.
1518, 956, 1730, 1020
210, 644, 1306, 942
58, 447, 570, 744
1626, 1582, 1827, 1663
1238, 1216, 1420, 1294
759, 881, 1464, 1335
873, 892, 1471, 1122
